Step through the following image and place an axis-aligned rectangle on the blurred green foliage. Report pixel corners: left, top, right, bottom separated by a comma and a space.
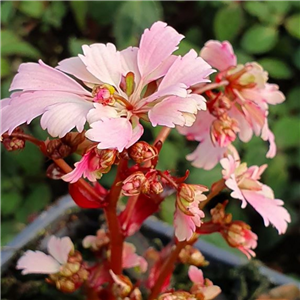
1, 1, 299, 274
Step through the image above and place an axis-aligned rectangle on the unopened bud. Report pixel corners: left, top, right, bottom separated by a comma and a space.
2, 128, 26, 151
122, 172, 150, 196
110, 271, 133, 298
208, 92, 232, 117
128, 141, 157, 164
91, 149, 118, 174
179, 245, 208, 267
210, 202, 232, 224
158, 291, 196, 300
150, 180, 163, 194
46, 139, 72, 159
92, 84, 115, 106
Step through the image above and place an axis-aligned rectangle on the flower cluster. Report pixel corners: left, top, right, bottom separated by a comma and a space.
1, 20, 291, 300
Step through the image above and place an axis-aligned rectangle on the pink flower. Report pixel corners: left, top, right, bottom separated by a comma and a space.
174, 184, 207, 241
62, 147, 117, 183
179, 40, 284, 169
1, 22, 213, 152
220, 155, 291, 234
122, 242, 148, 273
188, 266, 221, 300
16, 236, 73, 274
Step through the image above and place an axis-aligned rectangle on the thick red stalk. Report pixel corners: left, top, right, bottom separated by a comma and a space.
104, 158, 128, 275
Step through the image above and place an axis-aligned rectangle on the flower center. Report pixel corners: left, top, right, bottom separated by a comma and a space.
92, 84, 116, 106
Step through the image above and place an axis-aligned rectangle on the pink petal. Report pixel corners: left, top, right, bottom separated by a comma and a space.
120, 47, 141, 84
149, 95, 200, 128
122, 243, 148, 273
9, 60, 89, 95
62, 151, 97, 183
57, 57, 102, 84
203, 286, 222, 299
137, 21, 184, 78
17, 250, 60, 274
40, 102, 92, 137
79, 43, 122, 89
225, 175, 248, 209
159, 50, 214, 91
174, 207, 196, 242
86, 104, 119, 124
261, 83, 285, 105
242, 188, 291, 234
47, 236, 74, 265
1, 91, 93, 137
126, 122, 144, 148
86, 118, 135, 152
200, 40, 237, 71
188, 265, 204, 285
186, 138, 227, 170
261, 122, 276, 158
220, 155, 238, 180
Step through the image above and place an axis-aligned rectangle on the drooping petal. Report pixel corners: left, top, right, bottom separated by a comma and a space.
137, 21, 184, 78
260, 83, 285, 105
1, 91, 93, 137
47, 236, 74, 265
17, 250, 61, 274
261, 122, 276, 158
86, 118, 135, 152
242, 188, 291, 234
79, 43, 122, 89
9, 60, 89, 95
188, 266, 204, 285
40, 102, 92, 137
186, 138, 227, 170
200, 40, 237, 71
57, 57, 102, 84
159, 50, 214, 91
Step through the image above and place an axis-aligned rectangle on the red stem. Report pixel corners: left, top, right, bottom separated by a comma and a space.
104, 158, 128, 275
192, 80, 229, 95
148, 241, 186, 300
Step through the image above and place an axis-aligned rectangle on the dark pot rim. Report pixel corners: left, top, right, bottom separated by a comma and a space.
1, 194, 299, 289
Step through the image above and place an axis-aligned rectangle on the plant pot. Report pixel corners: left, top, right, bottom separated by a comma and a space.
1, 195, 299, 300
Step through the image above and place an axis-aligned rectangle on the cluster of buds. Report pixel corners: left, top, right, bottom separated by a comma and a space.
122, 170, 163, 197
110, 271, 142, 300
128, 141, 158, 165
82, 229, 110, 252
209, 202, 257, 258
1, 127, 25, 151
178, 245, 208, 267
45, 132, 86, 159
47, 250, 89, 293
157, 291, 197, 300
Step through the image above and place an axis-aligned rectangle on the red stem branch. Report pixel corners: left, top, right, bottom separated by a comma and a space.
192, 80, 229, 95
104, 158, 128, 275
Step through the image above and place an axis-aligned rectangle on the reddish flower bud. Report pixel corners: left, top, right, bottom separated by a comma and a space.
128, 141, 157, 164
210, 202, 232, 225
1, 128, 26, 151
122, 172, 150, 196
110, 271, 133, 299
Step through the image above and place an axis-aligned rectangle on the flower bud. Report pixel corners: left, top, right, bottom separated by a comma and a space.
92, 84, 115, 106
110, 271, 133, 299
89, 148, 118, 174
158, 291, 196, 300
1, 128, 26, 151
128, 141, 157, 164
210, 202, 232, 225
122, 172, 150, 196
207, 92, 232, 117
179, 245, 208, 267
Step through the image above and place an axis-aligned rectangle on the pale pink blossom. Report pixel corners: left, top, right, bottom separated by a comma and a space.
174, 184, 207, 241
1, 22, 213, 152
16, 236, 73, 274
122, 242, 148, 273
220, 155, 291, 234
188, 266, 221, 300
179, 40, 285, 169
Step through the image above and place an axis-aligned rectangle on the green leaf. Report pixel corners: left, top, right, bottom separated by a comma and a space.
1, 58, 10, 78
273, 117, 300, 149
286, 87, 300, 112
241, 25, 278, 54
1, 30, 41, 58
18, 1, 44, 18
15, 185, 51, 223
214, 4, 243, 41
265, 1, 291, 15
258, 58, 292, 79
70, 1, 88, 31
285, 14, 300, 39
173, 40, 199, 56
1, 1, 15, 25
294, 47, 300, 70
244, 1, 271, 21
159, 195, 176, 225
42, 1, 67, 28
1, 192, 22, 215
113, 1, 163, 48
